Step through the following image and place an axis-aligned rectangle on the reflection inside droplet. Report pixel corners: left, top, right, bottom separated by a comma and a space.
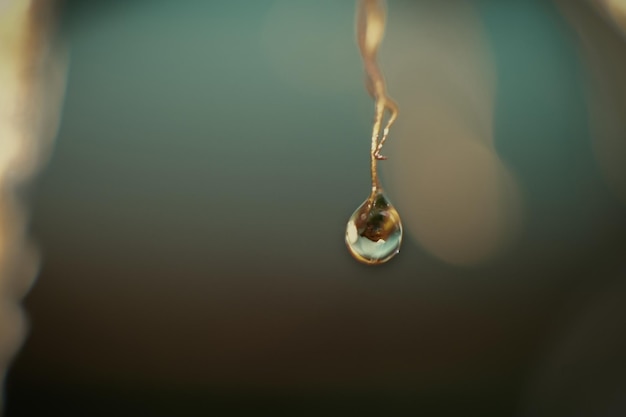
345, 189, 402, 265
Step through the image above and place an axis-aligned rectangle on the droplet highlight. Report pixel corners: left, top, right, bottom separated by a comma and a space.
345, 189, 403, 265
347, 0, 402, 265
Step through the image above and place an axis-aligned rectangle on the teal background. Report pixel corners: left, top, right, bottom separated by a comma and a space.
6, 1, 626, 416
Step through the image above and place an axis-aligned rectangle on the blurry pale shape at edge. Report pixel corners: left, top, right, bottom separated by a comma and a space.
560, 0, 626, 206
0, 0, 66, 397
598, 0, 626, 32
382, 2, 523, 266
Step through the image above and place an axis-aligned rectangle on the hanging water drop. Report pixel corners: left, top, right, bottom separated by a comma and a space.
346, 189, 403, 265
346, 0, 403, 265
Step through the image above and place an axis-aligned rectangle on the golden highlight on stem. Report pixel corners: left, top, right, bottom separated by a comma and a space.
356, 0, 399, 192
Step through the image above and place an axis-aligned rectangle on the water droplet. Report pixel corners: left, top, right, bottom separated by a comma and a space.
345, 189, 403, 265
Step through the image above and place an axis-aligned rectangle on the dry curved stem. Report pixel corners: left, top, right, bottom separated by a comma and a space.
356, 0, 399, 190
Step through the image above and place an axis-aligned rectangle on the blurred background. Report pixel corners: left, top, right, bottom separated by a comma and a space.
4, 0, 626, 415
